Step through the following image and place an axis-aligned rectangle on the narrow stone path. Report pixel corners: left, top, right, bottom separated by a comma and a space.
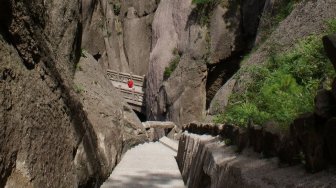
101, 138, 185, 188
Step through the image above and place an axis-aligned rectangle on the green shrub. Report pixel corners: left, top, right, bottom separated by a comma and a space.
74, 84, 84, 94
215, 102, 271, 127
75, 64, 82, 71
224, 138, 232, 145
191, 0, 220, 26
172, 47, 179, 56
215, 20, 336, 128
81, 49, 87, 58
268, 35, 334, 86
113, 2, 121, 16
192, 0, 211, 5
164, 55, 180, 80
274, 0, 296, 24
326, 19, 336, 34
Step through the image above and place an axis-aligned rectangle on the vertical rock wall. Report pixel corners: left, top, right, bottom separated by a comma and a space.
0, 0, 147, 187
146, 0, 180, 120
147, 0, 266, 126
81, 0, 158, 75
0, 1, 81, 187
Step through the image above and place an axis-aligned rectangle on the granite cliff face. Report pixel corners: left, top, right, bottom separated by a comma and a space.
81, 0, 158, 76
146, 0, 266, 126
0, 0, 146, 187
1, 0, 336, 187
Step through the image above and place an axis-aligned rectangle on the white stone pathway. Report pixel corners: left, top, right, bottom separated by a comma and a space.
101, 138, 185, 188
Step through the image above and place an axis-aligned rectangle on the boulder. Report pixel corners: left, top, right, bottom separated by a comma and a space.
146, 128, 165, 141
322, 34, 336, 70
167, 126, 182, 140
142, 121, 176, 141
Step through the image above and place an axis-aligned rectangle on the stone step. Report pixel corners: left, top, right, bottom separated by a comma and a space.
159, 136, 178, 152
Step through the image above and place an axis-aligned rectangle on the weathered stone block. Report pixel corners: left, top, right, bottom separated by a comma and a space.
314, 89, 336, 120
262, 122, 282, 158
248, 124, 263, 153
278, 135, 301, 165
331, 78, 336, 101
235, 127, 249, 152
323, 34, 336, 70
291, 114, 327, 172
324, 118, 336, 164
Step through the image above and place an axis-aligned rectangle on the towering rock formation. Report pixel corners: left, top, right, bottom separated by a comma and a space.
81, 0, 158, 75
0, 0, 147, 187
147, 0, 266, 126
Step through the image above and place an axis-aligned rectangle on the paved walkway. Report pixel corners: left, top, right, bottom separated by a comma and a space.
101, 139, 185, 188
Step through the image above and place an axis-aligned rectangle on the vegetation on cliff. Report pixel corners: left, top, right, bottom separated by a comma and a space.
164, 49, 181, 80
215, 19, 336, 128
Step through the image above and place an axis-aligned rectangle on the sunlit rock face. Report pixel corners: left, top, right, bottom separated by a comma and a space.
81, 0, 158, 75
147, 0, 266, 126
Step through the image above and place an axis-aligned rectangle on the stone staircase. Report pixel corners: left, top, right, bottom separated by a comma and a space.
101, 137, 185, 188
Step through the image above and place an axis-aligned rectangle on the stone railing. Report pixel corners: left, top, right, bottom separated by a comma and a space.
118, 88, 144, 105
106, 70, 146, 107
106, 70, 145, 87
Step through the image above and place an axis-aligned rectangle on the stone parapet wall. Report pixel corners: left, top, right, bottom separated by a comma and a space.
182, 119, 336, 173
177, 133, 336, 188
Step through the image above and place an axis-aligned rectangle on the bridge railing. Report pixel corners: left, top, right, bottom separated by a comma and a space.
120, 88, 144, 103
106, 70, 145, 87
107, 70, 146, 107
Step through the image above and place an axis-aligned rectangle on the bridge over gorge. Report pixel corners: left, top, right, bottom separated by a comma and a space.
106, 70, 146, 114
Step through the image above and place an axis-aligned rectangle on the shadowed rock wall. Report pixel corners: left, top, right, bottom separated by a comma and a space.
0, 0, 147, 187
